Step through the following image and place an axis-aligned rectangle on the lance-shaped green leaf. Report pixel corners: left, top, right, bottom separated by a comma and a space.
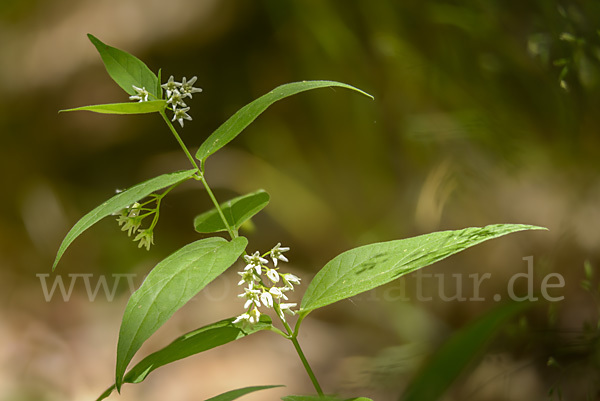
60, 100, 166, 115
195, 81, 373, 164
205, 385, 284, 401
96, 315, 273, 400
194, 190, 270, 234
300, 224, 547, 313
115, 236, 248, 391
401, 301, 529, 401
53, 169, 197, 270
88, 34, 159, 98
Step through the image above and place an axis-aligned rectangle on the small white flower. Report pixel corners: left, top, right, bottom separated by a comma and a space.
281, 272, 301, 290
239, 287, 261, 309
179, 76, 203, 98
270, 243, 290, 267
167, 89, 187, 108
269, 286, 289, 301
260, 291, 274, 308
171, 106, 192, 127
277, 303, 297, 321
243, 251, 268, 275
237, 269, 255, 285
266, 268, 280, 284
248, 307, 261, 323
130, 85, 149, 102
233, 313, 250, 324
161, 75, 181, 98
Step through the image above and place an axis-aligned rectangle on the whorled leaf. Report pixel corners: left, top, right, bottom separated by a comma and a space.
194, 189, 270, 234
97, 315, 273, 400
88, 34, 159, 98
115, 236, 248, 391
195, 81, 373, 165
300, 224, 547, 314
60, 100, 166, 115
53, 169, 197, 270
401, 302, 530, 401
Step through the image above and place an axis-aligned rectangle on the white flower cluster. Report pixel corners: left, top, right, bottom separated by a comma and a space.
234, 243, 301, 325
129, 75, 203, 128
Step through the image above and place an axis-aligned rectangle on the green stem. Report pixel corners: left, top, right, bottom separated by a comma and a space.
160, 110, 236, 239
160, 110, 201, 172
198, 173, 237, 239
278, 307, 324, 396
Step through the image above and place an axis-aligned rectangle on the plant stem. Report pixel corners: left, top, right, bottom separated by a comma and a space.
198, 173, 237, 239
160, 110, 236, 239
291, 336, 324, 396
160, 110, 201, 172
279, 309, 324, 396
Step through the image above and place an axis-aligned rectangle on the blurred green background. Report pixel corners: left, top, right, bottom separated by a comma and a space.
1, 1, 600, 400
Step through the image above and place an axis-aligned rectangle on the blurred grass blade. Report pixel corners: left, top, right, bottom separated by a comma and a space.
88, 34, 160, 97
115, 236, 248, 391
194, 189, 270, 234
205, 385, 284, 401
60, 100, 166, 115
282, 396, 373, 401
96, 315, 273, 400
195, 80, 373, 164
301, 224, 547, 314
52, 169, 197, 270
401, 301, 530, 401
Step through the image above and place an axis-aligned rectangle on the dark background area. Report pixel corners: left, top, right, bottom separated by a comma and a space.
1, 1, 599, 400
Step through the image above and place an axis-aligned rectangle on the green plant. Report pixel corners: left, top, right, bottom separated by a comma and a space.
53, 34, 546, 401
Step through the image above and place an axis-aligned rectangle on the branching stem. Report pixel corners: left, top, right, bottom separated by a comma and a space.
160, 110, 236, 239
278, 306, 324, 396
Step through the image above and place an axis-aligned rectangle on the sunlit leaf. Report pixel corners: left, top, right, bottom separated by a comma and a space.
195, 81, 373, 164
194, 190, 270, 234
96, 315, 272, 400
88, 34, 159, 97
300, 224, 546, 314
401, 302, 529, 401
60, 100, 166, 115
115, 236, 248, 391
53, 169, 197, 270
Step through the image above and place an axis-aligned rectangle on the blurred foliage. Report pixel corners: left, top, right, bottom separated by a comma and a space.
1, 1, 600, 400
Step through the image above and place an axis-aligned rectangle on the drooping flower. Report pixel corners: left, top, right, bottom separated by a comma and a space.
277, 303, 298, 320
266, 268, 280, 284
134, 229, 154, 251
270, 243, 290, 267
281, 272, 301, 290
116, 202, 143, 236
260, 291, 274, 308
248, 307, 261, 323
129, 85, 150, 102
179, 76, 203, 98
269, 286, 289, 301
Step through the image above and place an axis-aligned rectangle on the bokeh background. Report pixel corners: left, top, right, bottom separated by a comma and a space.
1, 1, 600, 400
